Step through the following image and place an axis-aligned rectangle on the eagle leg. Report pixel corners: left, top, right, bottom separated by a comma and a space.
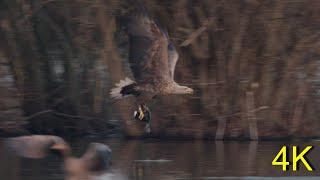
144, 105, 151, 133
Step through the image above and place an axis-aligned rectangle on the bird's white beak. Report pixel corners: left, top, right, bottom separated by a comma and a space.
188, 88, 194, 94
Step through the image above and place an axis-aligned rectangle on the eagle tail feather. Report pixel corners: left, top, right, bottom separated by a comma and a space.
110, 78, 136, 99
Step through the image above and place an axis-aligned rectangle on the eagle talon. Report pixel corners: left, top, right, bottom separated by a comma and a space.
111, 9, 193, 135
138, 106, 145, 120
134, 105, 145, 121
133, 104, 152, 133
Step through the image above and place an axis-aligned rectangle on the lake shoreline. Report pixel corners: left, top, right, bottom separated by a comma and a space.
1, 127, 319, 142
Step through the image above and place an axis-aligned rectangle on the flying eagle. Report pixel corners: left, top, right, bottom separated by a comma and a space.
5, 135, 112, 179
110, 9, 193, 133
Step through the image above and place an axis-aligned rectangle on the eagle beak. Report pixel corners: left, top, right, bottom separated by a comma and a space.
189, 88, 194, 94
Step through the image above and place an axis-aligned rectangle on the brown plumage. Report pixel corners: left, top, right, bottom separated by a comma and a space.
111, 9, 193, 99
5, 135, 112, 180
110, 7, 193, 133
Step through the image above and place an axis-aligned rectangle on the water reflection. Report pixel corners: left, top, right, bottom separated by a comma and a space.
0, 139, 319, 180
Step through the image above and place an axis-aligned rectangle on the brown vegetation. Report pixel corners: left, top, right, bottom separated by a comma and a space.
1, 0, 320, 139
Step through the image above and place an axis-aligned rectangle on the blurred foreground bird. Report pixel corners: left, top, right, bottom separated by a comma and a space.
5, 135, 112, 180
110, 7, 193, 133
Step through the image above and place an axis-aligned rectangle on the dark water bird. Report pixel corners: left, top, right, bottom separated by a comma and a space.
5, 135, 112, 180
110, 7, 193, 133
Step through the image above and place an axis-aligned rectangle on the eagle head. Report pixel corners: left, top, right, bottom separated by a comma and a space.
183, 86, 194, 94
173, 85, 194, 94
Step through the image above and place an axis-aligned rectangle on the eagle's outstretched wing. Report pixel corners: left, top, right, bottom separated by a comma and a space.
168, 42, 179, 79
128, 10, 170, 84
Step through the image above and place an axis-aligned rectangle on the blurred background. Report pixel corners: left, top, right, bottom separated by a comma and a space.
1, 0, 320, 139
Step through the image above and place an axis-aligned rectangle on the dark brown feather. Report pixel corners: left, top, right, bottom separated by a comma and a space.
128, 11, 170, 84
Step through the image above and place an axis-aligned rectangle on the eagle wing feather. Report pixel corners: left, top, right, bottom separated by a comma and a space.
128, 10, 171, 84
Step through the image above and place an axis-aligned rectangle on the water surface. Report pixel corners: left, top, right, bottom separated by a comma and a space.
0, 139, 319, 180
